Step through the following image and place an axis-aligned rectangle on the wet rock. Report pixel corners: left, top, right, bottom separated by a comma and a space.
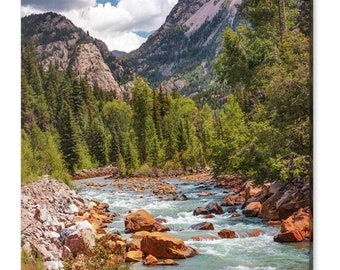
218, 229, 237, 239
191, 222, 214, 230
177, 194, 188, 201
205, 201, 224, 214
141, 232, 197, 259
193, 207, 209, 216
274, 207, 312, 243
125, 209, 170, 233
244, 202, 262, 217
274, 230, 304, 242
221, 194, 244, 206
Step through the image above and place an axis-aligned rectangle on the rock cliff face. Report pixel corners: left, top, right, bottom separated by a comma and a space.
21, 12, 134, 100
123, 0, 242, 95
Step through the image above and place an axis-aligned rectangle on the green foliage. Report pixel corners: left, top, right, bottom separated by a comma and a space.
212, 0, 312, 183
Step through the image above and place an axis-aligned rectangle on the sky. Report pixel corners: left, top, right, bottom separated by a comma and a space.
21, 0, 178, 52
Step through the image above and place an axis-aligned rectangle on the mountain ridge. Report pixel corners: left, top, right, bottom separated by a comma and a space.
123, 0, 242, 95
21, 12, 134, 100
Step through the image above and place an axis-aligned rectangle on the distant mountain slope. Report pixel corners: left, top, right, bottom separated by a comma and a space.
21, 12, 134, 100
123, 0, 242, 95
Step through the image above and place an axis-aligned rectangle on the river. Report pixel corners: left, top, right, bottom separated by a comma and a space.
75, 176, 312, 270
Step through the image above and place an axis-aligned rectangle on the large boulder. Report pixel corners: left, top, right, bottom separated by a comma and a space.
274, 207, 312, 243
260, 179, 310, 220
190, 222, 214, 230
140, 232, 197, 259
64, 221, 96, 256
205, 201, 224, 214
221, 194, 244, 206
193, 207, 210, 216
125, 209, 170, 233
218, 229, 237, 239
244, 202, 262, 217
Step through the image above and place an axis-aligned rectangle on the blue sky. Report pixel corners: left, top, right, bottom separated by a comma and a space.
21, 0, 178, 52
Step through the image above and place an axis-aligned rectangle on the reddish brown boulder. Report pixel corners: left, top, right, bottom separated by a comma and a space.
205, 201, 224, 215
274, 207, 312, 242
128, 231, 151, 251
218, 229, 237, 239
143, 254, 158, 265
280, 207, 312, 239
125, 209, 170, 233
191, 222, 214, 230
221, 194, 244, 206
141, 232, 197, 259
274, 230, 304, 242
244, 202, 262, 217
125, 250, 144, 262
193, 207, 210, 216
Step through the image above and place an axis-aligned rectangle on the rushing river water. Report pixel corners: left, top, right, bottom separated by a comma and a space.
75, 176, 312, 270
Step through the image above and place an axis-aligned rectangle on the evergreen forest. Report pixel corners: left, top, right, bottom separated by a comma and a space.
21, 0, 312, 186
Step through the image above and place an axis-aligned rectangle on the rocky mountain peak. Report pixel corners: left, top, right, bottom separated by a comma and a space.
124, 0, 242, 95
21, 12, 134, 100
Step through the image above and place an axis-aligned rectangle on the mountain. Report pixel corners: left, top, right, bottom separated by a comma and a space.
123, 0, 242, 95
21, 12, 134, 100
112, 50, 127, 58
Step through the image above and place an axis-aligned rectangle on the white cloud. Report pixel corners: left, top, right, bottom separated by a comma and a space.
21, 0, 178, 52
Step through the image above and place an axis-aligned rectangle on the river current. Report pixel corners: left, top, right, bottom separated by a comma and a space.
75, 176, 312, 270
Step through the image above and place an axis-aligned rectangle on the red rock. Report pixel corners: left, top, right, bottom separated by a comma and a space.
64, 231, 86, 256
280, 207, 312, 239
143, 254, 158, 265
231, 213, 241, 218
218, 229, 237, 239
128, 231, 151, 251
125, 250, 144, 262
141, 232, 197, 259
125, 209, 170, 233
274, 230, 304, 242
221, 194, 244, 206
191, 222, 215, 230
205, 201, 224, 214
193, 207, 210, 216
244, 202, 262, 217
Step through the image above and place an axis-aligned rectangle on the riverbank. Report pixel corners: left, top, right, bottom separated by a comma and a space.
21, 171, 312, 269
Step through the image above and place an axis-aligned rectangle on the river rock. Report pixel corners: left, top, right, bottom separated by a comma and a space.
193, 207, 210, 216
218, 229, 237, 239
205, 201, 224, 214
126, 250, 144, 262
125, 209, 170, 233
221, 194, 244, 206
191, 222, 215, 230
274, 207, 312, 242
128, 231, 151, 251
141, 232, 197, 259
244, 202, 262, 217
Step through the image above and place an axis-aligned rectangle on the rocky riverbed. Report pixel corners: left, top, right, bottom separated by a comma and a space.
21, 173, 312, 269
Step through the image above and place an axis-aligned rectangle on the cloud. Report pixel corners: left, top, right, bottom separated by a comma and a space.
21, 0, 178, 52
21, 0, 97, 12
